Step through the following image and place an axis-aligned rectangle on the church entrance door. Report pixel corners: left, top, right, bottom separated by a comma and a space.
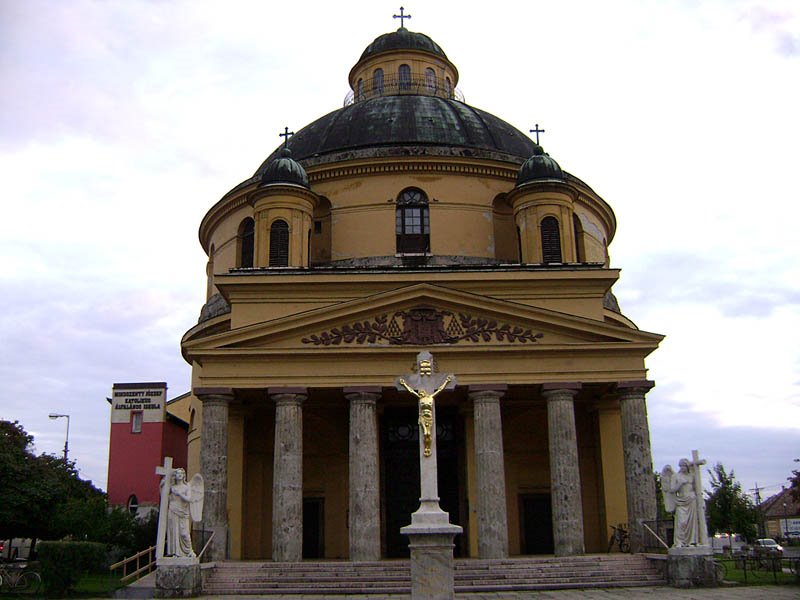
381, 406, 463, 558
519, 493, 554, 554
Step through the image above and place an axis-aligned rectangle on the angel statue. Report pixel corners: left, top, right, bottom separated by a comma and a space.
161, 468, 204, 557
661, 459, 701, 547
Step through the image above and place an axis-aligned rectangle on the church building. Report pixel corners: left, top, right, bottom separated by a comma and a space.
181, 22, 663, 563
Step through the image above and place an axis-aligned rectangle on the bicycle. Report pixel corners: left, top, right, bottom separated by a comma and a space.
607, 523, 631, 553
0, 563, 42, 594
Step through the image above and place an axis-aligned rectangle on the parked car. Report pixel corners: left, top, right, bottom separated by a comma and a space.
754, 538, 784, 557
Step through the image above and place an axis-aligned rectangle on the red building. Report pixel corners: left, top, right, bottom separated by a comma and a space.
107, 382, 189, 514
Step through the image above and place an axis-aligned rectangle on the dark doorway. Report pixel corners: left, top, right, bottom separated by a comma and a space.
303, 497, 324, 558
381, 407, 463, 558
520, 493, 554, 554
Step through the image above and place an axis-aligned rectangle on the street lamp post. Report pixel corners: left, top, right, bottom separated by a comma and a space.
48, 413, 70, 462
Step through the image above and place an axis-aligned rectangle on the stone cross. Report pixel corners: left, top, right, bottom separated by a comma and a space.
393, 6, 411, 28
155, 456, 174, 559
690, 449, 710, 546
529, 123, 546, 145
395, 351, 456, 519
279, 126, 294, 149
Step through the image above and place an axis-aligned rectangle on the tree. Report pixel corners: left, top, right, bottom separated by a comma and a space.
0, 420, 104, 544
789, 468, 800, 502
705, 462, 758, 542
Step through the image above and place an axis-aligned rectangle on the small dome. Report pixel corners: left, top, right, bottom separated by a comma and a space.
259, 148, 310, 188
516, 145, 564, 185
359, 28, 447, 62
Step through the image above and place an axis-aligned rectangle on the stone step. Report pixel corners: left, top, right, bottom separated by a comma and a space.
202, 555, 667, 595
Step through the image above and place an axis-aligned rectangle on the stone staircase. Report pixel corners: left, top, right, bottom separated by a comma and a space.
202, 554, 666, 595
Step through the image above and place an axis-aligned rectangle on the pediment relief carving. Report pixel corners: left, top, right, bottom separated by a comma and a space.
301, 307, 544, 346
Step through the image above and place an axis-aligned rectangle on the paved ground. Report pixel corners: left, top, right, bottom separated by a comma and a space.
192, 586, 799, 599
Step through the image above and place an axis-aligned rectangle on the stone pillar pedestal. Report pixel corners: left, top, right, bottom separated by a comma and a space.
618, 380, 657, 553
543, 383, 584, 556
197, 388, 233, 562
345, 388, 381, 561
155, 558, 201, 598
469, 386, 509, 558
402, 526, 463, 600
270, 388, 306, 562
668, 547, 717, 587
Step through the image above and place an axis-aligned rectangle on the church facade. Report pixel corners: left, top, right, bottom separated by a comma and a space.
181, 25, 663, 562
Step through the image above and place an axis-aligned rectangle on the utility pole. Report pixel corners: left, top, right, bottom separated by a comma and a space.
750, 483, 765, 537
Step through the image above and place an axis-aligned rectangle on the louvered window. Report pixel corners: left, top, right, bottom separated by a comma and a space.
541, 216, 562, 263
425, 68, 436, 91
399, 64, 411, 90
269, 219, 289, 267
239, 218, 254, 268
396, 188, 430, 254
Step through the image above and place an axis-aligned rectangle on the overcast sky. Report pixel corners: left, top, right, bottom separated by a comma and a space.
1, 0, 798, 506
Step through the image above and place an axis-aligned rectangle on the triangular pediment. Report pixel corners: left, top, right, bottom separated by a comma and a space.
184, 283, 662, 357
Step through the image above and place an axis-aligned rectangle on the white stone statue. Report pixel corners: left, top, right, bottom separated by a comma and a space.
158, 466, 204, 558
661, 450, 708, 548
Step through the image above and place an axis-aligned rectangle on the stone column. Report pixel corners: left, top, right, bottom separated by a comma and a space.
617, 380, 657, 553
345, 388, 381, 561
543, 383, 584, 556
469, 386, 509, 559
196, 388, 233, 562
270, 388, 306, 562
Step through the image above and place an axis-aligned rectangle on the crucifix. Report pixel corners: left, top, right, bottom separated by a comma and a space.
154, 456, 174, 559
279, 126, 294, 149
395, 351, 457, 520
529, 123, 545, 145
393, 6, 411, 28
690, 449, 710, 546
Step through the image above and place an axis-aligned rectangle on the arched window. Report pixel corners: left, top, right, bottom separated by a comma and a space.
516, 226, 523, 263
425, 68, 436, 91
445, 77, 452, 97
396, 188, 430, 254
541, 216, 562, 263
127, 495, 139, 515
373, 68, 384, 95
238, 218, 254, 268
399, 64, 411, 90
269, 219, 290, 267
573, 214, 585, 262
357, 78, 364, 101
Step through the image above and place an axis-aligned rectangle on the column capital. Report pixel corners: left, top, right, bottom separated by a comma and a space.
468, 387, 506, 403
541, 382, 581, 400
194, 388, 234, 403
615, 380, 655, 398
269, 388, 307, 406
345, 390, 381, 404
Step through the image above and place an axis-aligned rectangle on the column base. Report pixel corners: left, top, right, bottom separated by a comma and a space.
155, 558, 201, 598
668, 547, 717, 588
402, 521, 462, 600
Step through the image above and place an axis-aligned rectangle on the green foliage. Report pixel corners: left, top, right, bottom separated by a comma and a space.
0, 419, 105, 543
38, 541, 107, 596
789, 469, 800, 502
653, 471, 670, 519
705, 462, 759, 542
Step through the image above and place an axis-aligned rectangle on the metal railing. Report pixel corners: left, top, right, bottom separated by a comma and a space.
641, 518, 674, 552
109, 545, 156, 584
344, 74, 465, 106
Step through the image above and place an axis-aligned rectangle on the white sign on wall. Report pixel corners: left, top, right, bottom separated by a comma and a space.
111, 382, 167, 424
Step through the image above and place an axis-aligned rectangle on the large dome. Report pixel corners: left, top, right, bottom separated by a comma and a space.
359, 27, 447, 62
255, 95, 538, 176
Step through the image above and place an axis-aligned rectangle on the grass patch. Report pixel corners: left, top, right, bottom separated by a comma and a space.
717, 558, 800, 586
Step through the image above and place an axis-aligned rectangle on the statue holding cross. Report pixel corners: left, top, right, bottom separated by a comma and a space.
155, 457, 204, 560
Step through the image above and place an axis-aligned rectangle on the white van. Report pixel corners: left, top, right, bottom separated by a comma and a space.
711, 533, 746, 554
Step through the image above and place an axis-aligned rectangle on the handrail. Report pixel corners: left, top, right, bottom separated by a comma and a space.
642, 521, 670, 550
109, 545, 156, 584
197, 530, 215, 562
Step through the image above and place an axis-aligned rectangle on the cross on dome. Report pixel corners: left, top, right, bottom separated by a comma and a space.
393, 6, 411, 29
529, 123, 546, 145
279, 126, 294, 149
